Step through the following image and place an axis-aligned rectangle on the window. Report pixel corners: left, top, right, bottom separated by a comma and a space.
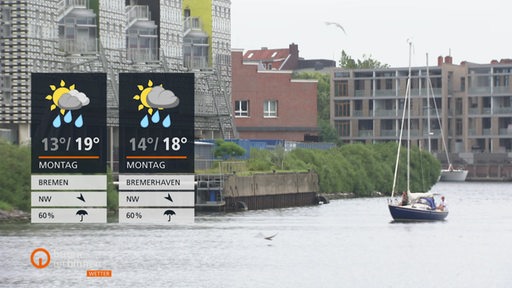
335, 120, 350, 137
456, 119, 463, 136
386, 79, 393, 89
235, 100, 249, 117
335, 101, 350, 117
264, 100, 278, 117
355, 79, 365, 90
334, 80, 348, 96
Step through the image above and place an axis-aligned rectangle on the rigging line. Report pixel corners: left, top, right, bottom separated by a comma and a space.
427, 74, 451, 166
392, 71, 411, 196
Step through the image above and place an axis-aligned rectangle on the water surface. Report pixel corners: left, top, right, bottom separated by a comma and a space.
1, 182, 511, 287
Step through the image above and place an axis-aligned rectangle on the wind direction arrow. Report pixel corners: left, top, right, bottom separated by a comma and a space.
77, 193, 86, 202
164, 193, 173, 202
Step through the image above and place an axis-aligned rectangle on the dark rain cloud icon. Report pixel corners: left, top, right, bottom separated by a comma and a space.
147, 86, 180, 108
134, 80, 180, 128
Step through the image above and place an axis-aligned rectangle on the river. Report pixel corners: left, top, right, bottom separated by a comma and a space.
1, 182, 512, 288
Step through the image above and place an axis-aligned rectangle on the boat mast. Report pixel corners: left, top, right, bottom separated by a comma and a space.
407, 41, 412, 193
426, 53, 431, 153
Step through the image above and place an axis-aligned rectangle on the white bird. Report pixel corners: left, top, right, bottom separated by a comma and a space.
325, 21, 347, 35
264, 233, 278, 241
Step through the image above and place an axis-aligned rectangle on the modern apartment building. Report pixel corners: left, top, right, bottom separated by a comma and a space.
331, 56, 512, 161
0, 0, 234, 150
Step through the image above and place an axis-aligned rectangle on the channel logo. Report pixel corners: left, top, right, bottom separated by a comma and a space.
30, 248, 51, 269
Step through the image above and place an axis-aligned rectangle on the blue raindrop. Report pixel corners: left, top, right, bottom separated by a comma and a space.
162, 115, 171, 128
75, 114, 84, 128
140, 115, 149, 128
151, 110, 160, 123
64, 111, 72, 123
53, 115, 62, 128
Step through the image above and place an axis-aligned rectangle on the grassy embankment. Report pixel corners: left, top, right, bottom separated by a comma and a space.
1, 140, 440, 212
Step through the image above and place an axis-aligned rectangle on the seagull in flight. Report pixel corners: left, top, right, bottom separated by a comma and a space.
325, 21, 347, 35
264, 233, 278, 241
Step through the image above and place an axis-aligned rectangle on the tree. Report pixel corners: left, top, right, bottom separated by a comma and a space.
318, 119, 338, 142
213, 139, 246, 159
339, 50, 389, 69
292, 72, 332, 141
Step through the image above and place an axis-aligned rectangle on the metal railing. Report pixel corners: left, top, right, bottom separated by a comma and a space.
127, 48, 158, 63
184, 17, 202, 32
59, 38, 97, 54
126, 5, 151, 25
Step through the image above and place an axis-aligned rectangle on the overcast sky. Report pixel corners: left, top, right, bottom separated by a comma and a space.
231, 0, 511, 68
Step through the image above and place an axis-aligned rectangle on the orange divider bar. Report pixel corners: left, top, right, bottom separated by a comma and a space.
126, 156, 187, 159
38, 155, 100, 159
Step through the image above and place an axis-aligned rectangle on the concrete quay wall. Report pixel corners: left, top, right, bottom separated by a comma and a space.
223, 171, 320, 210
466, 164, 512, 181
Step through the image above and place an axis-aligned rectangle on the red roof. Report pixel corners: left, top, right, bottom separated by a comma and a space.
243, 48, 290, 61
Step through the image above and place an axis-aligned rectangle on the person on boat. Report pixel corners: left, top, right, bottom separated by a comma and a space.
400, 191, 409, 206
437, 196, 447, 211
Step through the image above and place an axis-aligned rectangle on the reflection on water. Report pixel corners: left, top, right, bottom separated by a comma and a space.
1, 182, 512, 287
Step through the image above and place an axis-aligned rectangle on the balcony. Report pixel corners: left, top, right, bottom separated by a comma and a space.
352, 110, 363, 117
355, 89, 369, 97
469, 86, 491, 95
380, 129, 397, 137
358, 130, 373, 137
127, 47, 158, 63
375, 109, 397, 117
374, 89, 397, 97
59, 38, 97, 54
494, 107, 512, 115
184, 17, 205, 36
493, 86, 511, 94
183, 55, 208, 70
499, 128, 511, 135
57, 0, 88, 21
126, 5, 151, 28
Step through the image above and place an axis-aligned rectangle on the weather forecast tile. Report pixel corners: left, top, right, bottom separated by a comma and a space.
31, 73, 107, 174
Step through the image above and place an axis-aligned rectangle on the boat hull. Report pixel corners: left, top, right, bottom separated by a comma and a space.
439, 169, 468, 182
388, 204, 448, 221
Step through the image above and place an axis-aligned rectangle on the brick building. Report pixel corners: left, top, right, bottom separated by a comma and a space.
232, 49, 318, 141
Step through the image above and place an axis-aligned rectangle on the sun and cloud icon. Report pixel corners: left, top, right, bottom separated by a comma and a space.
45, 80, 90, 128
133, 80, 180, 128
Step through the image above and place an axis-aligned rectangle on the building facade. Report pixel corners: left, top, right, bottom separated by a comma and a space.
0, 0, 234, 149
232, 50, 318, 141
331, 56, 512, 164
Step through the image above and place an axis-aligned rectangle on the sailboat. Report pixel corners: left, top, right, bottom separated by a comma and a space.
387, 42, 448, 221
424, 59, 468, 182
440, 164, 468, 182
